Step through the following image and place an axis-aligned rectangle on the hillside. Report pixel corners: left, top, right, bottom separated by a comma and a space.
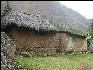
2, 1, 90, 31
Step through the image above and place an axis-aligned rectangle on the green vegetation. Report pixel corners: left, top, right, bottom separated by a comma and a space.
84, 19, 93, 48
42, 15, 84, 36
49, 16, 55, 25
1, 1, 12, 17
14, 53, 93, 70
87, 19, 93, 42
41, 14, 47, 19
48, 16, 84, 35
48, 16, 64, 30
62, 27, 84, 35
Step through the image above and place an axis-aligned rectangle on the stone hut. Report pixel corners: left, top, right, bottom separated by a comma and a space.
1, 11, 87, 56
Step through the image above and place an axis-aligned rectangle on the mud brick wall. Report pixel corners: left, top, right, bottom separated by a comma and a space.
56, 33, 67, 52
6, 27, 87, 56
7, 27, 60, 56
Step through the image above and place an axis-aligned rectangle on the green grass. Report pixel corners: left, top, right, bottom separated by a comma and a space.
14, 53, 93, 70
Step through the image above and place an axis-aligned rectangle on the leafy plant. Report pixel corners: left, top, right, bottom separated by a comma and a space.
86, 20, 93, 42
1, 1, 12, 17
83, 19, 93, 51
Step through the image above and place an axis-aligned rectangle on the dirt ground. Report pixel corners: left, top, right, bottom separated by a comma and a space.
79, 64, 93, 70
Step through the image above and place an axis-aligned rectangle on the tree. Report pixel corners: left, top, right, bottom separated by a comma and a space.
41, 14, 47, 19
1, 1, 12, 17
87, 19, 93, 43
84, 19, 93, 50
89, 19, 93, 40
49, 16, 54, 25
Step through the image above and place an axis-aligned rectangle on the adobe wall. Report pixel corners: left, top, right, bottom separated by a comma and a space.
7, 27, 61, 56
58, 33, 67, 52
6, 27, 87, 56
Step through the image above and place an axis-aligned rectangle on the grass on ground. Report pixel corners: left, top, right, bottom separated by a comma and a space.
14, 53, 93, 70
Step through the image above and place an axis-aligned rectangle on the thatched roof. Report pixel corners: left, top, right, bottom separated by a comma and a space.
58, 30, 86, 38
1, 11, 57, 31
1, 11, 86, 38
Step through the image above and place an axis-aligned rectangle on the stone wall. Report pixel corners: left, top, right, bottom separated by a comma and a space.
1, 32, 16, 70
83, 39, 87, 51
66, 36, 74, 51
66, 34, 87, 52
89, 42, 93, 52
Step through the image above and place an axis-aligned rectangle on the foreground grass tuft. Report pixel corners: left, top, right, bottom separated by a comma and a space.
14, 53, 93, 70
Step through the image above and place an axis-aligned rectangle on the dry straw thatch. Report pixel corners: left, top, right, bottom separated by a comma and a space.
1, 11, 86, 38
1, 11, 57, 31
58, 30, 86, 38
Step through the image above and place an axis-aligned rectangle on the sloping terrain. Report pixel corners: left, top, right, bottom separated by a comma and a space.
7, 1, 90, 31
1, 1, 90, 31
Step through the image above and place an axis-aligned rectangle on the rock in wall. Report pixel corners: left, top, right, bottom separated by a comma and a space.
1, 32, 16, 70
66, 37, 74, 51
89, 42, 93, 53
66, 34, 87, 52
83, 39, 87, 51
